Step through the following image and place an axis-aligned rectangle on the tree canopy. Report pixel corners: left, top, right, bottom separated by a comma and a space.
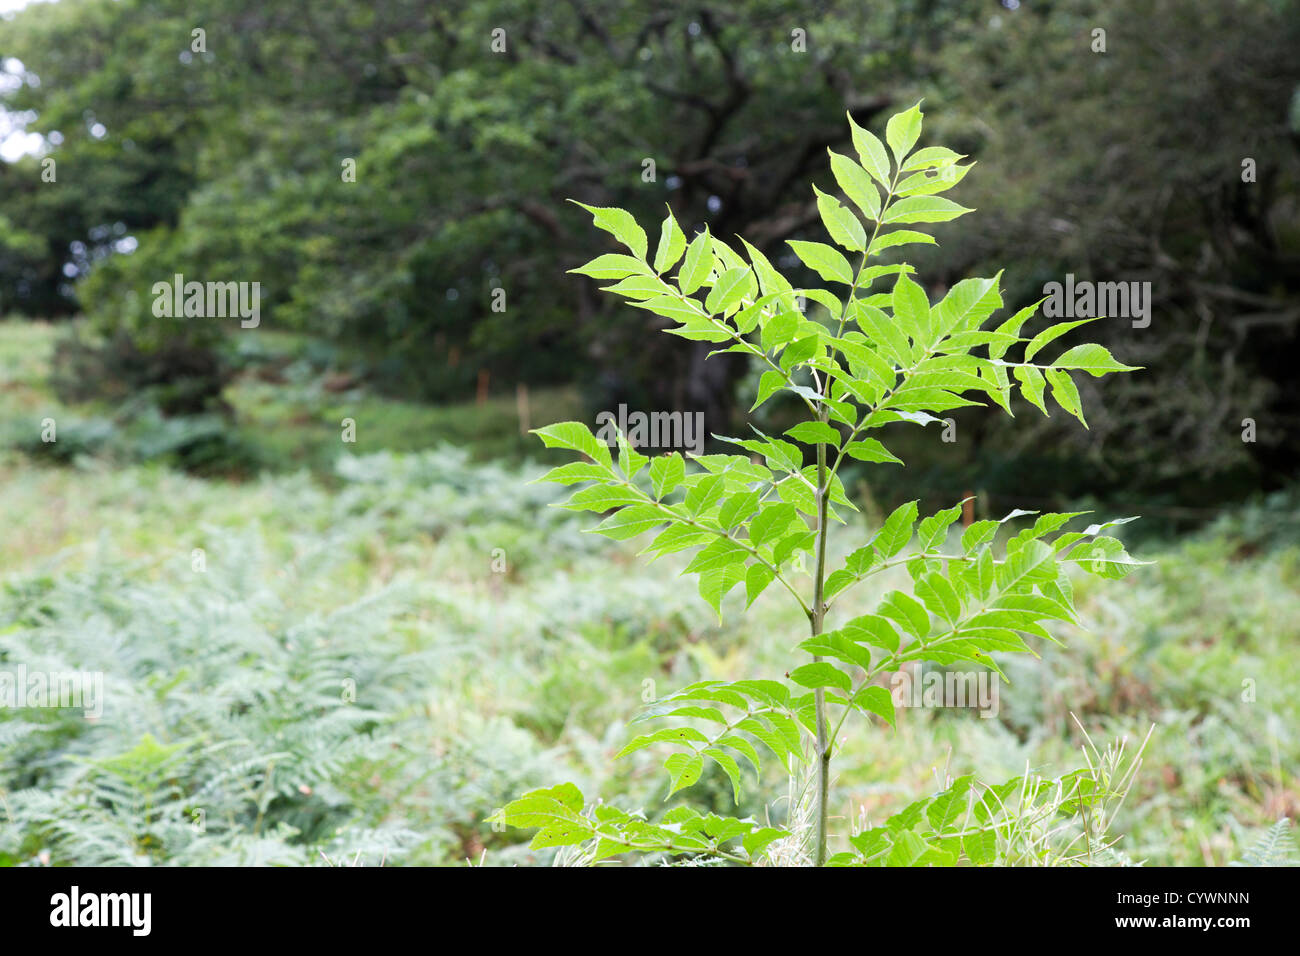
2, 0, 1297, 505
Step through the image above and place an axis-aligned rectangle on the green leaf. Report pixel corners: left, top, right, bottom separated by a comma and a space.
901, 146, 964, 171
501, 785, 585, 822
698, 562, 745, 619
569, 253, 651, 280
853, 303, 913, 367
616, 431, 649, 479
844, 614, 900, 653
1024, 319, 1095, 361
785, 421, 841, 446
630, 294, 709, 326
933, 276, 1001, 336
877, 499, 920, 557
662, 681, 749, 709
832, 336, 896, 392
1071, 535, 1141, 579
914, 571, 962, 624
648, 453, 685, 499
961, 518, 999, 552
799, 630, 873, 669
990, 299, 1044, 359
635, 703, 728, 725
760, 310, 801, 353
892, 273, 932, 345
535, 461, 614, 485
735, 716, 796, 763
772, 527, 817, 563
702, 748, 744, 803
653, 210, 687, 273
751, 370, 788, 411
601, 275, 674, 300
855, 686, 896, 728
969, 548, 996, 600
815, 186, 867, 251
963, 828, 997, 865
533, 421, 613, 468
678, 228, 714, 296
869, 230, 936, 255
562, 484, 644, 512
844, 438, 903, 465
572, 201, 648, 259
683, 538, 749, 574
789, 662, 852, 693
711, 235, 748, 274
1013, 365, 1048, 416
744, 563, 776, 606
642, 523, 713, 557
1045, 367, 1086, 426
593, 504, 666, 540
744, 827, 788, 859
883, 195, 972, 224
879, 590, 930, 640
788, 240, 854, 285
739, 238, 794, 298
848, 828, 893, 863
664, 752, 705, 797
995, 539, 1057, 592
917, 502, 964, 550
779, 333, 822, 373
684, 472, 727, 515
926, 776, 974, 831
749, 503, 799, 546
764, 711, 806, 754
828, 149, 882, 220
529, 818, 592, 849
896, 163, 972, 197
847, 113, 893, 188
705, 266, 753, 314
886, 830, 930, 867
799, 287, 845, 316
718, 490, 761, 529
885, 102, 924, 165
1050, 343, 1140, 377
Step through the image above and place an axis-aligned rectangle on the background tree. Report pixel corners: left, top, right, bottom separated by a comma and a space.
1, 0, 1297, 512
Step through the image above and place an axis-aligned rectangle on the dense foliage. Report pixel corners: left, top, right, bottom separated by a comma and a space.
0, 321, 1296, 866
1, 0, 1297, 870
2, 0, 1297, 505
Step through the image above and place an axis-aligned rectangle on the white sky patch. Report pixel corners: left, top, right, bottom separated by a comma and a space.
0, 0, 61, 160
0, 0, 59, 16
0, 129, 42, 161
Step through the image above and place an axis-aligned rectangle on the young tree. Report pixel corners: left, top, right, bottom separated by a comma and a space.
497, 105, 1143, 866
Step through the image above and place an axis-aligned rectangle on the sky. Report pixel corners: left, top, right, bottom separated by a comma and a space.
0, 0, 59, 161
0, 0, 57, 13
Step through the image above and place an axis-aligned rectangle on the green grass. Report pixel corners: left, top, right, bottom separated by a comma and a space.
0, 318, 1295, 865
226, 377, 583, 475
0, 318, 585, 477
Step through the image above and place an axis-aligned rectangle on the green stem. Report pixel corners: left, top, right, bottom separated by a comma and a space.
811, 404, 831, 866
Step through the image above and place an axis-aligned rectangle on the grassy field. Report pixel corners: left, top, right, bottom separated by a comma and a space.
1, 319, 1296, 866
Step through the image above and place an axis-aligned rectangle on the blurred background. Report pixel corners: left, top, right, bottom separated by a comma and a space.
0, 0, 1297, 867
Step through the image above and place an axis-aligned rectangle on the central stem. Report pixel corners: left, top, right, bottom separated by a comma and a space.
811, 406, 831, 867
